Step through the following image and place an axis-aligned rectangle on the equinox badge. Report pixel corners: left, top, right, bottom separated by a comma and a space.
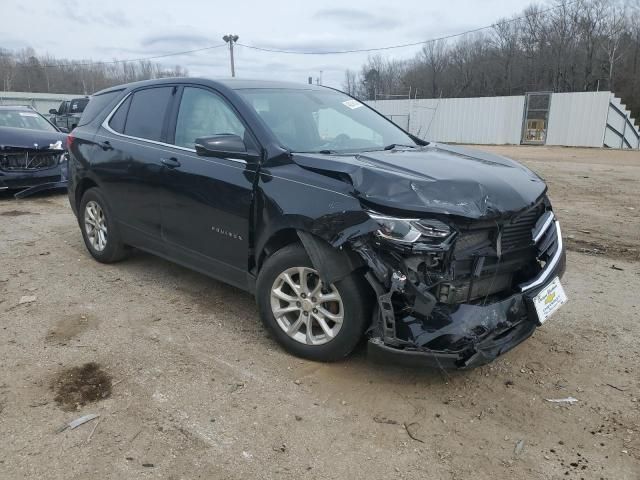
211, 226, 243, 241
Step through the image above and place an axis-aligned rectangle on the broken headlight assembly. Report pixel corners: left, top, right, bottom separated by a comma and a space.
59, 152, 69, 180
367, 211, 453, 245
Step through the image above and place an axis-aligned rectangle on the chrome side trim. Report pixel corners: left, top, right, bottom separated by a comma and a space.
519, 220, 563, 292
532, 211, 555, 243
100, 92, 247, 165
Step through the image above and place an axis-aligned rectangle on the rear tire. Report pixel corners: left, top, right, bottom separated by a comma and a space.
256, 243, 369, 362
79, 187, 128, 263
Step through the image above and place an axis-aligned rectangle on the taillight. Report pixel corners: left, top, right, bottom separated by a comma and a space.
66, 132, 74, 150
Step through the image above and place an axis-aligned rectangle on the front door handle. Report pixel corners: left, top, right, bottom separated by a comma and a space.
161, 157, 181, 168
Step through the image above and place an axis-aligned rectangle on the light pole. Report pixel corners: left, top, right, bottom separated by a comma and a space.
222, 34, 239, 77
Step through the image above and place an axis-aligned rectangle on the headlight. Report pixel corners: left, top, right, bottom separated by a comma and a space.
367, 212, 452, 244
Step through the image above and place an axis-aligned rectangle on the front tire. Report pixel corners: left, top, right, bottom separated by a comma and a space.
256, 243, 369, 362
79, 188, 128, 263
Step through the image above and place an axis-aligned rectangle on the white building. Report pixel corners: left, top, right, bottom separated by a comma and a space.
367, 91, 640, 149
0, 91, 79, 115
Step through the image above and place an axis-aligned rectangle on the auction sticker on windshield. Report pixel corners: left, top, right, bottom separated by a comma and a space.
342, 99, 363, 109
533, 277, 568, 324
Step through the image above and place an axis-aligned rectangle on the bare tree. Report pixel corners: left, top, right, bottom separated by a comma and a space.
577, 0, 607, 90
601, 0, 629, 90
0, 49, 189, 94
342, 69, 358, 96
420, 40, 448, 97
345, 0, 640, 119
492, 17, 522, 95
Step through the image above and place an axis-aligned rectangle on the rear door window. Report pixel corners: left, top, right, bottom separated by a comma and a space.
123, 87, 174, 142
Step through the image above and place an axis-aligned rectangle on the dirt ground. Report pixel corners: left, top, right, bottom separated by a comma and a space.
0, 145, 638, 480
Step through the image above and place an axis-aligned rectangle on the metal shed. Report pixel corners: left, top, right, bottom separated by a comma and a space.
367, 91, 639, 149
0, 91, 79, 115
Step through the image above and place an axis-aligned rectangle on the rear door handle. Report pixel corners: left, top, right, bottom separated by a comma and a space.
161, 157, 181, 168
100, 140, 113, 151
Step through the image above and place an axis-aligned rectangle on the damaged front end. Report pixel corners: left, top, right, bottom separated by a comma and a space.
0, 139, 69, 198
350, 198, 566, 369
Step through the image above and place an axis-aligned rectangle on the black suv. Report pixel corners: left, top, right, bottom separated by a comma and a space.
67, 78, 566, 368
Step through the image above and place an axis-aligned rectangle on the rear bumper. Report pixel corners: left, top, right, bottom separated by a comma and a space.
368, 246, 566, 370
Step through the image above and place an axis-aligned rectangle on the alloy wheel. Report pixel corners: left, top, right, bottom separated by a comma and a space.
270, 267, 344, 345
84, 200, 108, 252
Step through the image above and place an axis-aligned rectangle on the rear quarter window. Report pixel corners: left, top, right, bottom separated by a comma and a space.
77, 90, 124, 127
108, 95, 132, 134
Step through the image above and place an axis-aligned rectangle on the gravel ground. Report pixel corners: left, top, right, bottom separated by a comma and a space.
0, 145, 638, 479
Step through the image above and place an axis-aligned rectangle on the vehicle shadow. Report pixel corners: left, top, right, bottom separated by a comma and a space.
0, 188, 67, 202
94, 248, 464, 383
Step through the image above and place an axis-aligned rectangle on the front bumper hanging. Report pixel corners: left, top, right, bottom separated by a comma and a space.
364, 219, 566, 369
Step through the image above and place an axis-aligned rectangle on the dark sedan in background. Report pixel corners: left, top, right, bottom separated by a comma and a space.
0, 106, 69, 198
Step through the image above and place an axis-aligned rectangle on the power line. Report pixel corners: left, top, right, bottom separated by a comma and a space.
19, 44, 227, 69
236, 0, 580, 55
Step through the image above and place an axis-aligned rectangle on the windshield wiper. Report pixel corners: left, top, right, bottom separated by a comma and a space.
293, 149, 337, 155
383, 143, 419, 150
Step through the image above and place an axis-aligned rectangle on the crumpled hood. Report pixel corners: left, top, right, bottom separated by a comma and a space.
0, 126, 67, 152
292, 143, 547, 219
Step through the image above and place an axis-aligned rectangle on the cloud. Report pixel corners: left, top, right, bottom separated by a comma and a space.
0, 0, 536, 90
0, 35, 32, 51
140, 33, 213, 48
313, 8, 400, 30
58, 0, 131, 29
244, 34, 363, 53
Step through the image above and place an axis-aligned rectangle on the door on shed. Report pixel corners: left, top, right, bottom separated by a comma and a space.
521, 92, 551, 145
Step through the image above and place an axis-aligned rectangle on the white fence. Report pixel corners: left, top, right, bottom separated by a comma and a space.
367, 91, 639, 149
0, 91, 80, 114
604, 96, 640, 149
545, 92, 609, 147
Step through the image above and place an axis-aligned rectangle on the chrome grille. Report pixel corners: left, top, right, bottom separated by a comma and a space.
519, 215, 562, 291
501, 205, 543, 253
534, 214, 560, 261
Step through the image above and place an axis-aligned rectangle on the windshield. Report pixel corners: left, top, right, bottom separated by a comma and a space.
237, 88, 416, 153
0, 110, 57, 132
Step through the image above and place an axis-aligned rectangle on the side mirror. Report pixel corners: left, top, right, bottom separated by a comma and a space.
49, 109, 57, 115
58, 126, 69, 133
195, 134, 259, 161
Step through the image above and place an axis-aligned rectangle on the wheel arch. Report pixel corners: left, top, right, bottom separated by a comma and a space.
75, 177, 99, 211
256, 227, 367, 287
256, 227, 300, 272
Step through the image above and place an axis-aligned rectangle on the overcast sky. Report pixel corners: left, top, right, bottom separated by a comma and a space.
3, 0, 535, 90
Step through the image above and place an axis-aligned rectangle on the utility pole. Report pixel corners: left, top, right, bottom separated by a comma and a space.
222, 34, 239, 77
